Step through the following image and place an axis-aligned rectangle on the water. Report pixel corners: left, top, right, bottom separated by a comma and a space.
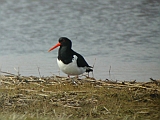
0, 0, 160, 81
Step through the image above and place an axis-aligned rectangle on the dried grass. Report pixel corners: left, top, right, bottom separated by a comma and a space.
0, 73, 160, 120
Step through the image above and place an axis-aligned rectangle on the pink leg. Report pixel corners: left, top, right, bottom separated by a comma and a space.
68, 75, 70, 78
76, 75, 79, 79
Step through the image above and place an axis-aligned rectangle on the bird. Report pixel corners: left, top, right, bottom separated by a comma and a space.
48, 37, 93, 77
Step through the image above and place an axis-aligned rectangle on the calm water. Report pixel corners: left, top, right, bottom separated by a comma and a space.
0, 0, 160, 81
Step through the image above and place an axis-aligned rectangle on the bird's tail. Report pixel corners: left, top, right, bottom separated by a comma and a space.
86, 66, 93, 73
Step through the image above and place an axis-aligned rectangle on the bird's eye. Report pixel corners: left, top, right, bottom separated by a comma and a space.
60, 39, 65, 42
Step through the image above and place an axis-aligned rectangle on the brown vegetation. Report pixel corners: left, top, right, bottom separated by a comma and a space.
0, 73, 160, 120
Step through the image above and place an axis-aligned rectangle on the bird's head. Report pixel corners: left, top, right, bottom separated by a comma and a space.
48, 37, 72, 52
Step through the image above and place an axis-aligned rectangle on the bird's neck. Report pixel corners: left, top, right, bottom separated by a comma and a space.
58, 46, 73, 64
59, 46, 71, 53
58, 46, 72, 58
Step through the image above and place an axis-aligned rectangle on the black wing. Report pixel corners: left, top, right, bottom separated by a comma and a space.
73, 51, 91, 67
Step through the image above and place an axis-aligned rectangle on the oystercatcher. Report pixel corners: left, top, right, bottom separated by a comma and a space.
48, 37, 93, 77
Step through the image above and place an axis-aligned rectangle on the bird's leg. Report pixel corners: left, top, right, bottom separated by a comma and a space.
87, 72, 89, 78
68, 75, 70, 78
76, 75, 79, 79
72, 77, 78, 85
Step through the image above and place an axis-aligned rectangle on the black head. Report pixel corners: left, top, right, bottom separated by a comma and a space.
59, 37, 72, 48
48, 37, 72, 52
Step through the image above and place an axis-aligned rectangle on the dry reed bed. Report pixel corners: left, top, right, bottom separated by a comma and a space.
0, 73, 160, 120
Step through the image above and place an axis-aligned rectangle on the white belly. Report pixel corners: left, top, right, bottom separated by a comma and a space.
57, 58, 86, 76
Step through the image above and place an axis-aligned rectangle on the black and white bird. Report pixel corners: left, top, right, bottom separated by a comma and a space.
48, 37, 93, 77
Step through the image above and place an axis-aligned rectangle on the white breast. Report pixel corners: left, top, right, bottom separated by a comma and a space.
57, 55, 86, 75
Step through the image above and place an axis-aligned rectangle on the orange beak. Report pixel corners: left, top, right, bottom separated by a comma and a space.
48, 42, 61, 52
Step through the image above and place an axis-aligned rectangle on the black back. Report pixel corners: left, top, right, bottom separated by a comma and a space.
57, 37, 92, 69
